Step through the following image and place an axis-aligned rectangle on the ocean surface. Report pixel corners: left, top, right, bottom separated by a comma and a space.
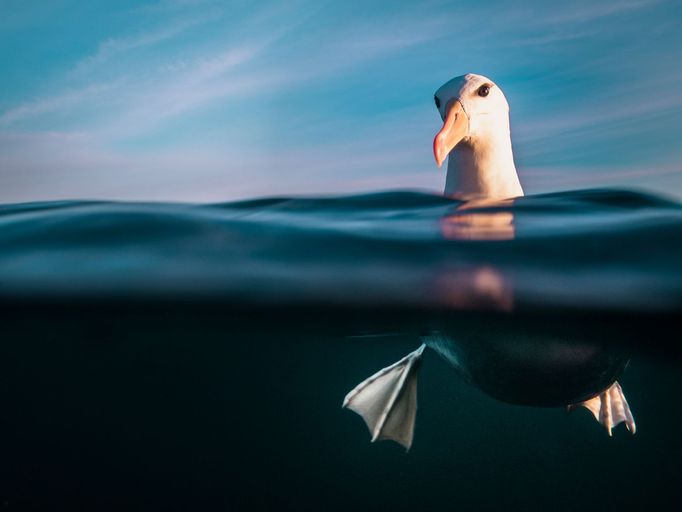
0, 188, 680, 510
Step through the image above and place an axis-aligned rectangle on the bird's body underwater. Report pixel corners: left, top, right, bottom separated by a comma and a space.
426, 330, 629, 409
342, 73, 636, 449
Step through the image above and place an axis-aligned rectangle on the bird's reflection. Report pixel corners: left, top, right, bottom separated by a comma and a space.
439, 198, 516, 241
435, 198, 516, 311
434, 265, 513, 312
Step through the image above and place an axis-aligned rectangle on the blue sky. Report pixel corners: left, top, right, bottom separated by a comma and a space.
1, 0, 681, 202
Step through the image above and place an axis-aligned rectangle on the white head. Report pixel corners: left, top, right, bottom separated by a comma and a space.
433, 73, 523, 200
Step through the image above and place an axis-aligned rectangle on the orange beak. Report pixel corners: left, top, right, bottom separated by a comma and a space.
433, 99, 469, 168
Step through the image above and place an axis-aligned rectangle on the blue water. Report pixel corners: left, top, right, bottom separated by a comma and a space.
0, 188, 679, 311
0, 188, 680, 510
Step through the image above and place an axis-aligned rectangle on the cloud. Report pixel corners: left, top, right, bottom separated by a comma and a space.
543, 0, 663, 24
0, 83, 116, 126
130, 0, 222, 14
0, 5, 448, 140
515, 92, 682, 147
521, 162, 682, 199
512, 28, 599, 47
96, 43, 273, 137
0, 107, 439, 203
71, 13, 220, 75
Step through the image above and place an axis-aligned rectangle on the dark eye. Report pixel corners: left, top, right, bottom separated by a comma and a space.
478, 85, 490, 97
434, 96, 440, 108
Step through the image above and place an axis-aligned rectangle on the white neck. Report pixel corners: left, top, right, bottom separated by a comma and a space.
444, 118, 523, 200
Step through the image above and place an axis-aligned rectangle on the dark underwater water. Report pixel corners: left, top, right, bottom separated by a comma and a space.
0, 189, 680, 510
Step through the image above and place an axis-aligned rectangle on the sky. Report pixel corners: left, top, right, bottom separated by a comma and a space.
1, 0, 681, 203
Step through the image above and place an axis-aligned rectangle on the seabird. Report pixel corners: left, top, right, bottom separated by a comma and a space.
342, 74, 635, 450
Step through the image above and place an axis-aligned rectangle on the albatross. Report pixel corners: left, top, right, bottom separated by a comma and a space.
342, 73, 635, 450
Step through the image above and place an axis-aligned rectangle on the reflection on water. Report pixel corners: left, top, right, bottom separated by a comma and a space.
435, 265, 514, 311
440, 198, 516, 241
436, 199, 516, 310
0, 188, 680, 509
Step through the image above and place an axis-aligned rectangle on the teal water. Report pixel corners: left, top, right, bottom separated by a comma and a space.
0, 189, 680, 510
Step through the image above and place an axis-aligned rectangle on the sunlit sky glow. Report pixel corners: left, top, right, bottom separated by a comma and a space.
1, 0, 681, 202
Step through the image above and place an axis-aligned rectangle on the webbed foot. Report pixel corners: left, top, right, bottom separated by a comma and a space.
343, 344, 425, 450
568, 381, 636, 435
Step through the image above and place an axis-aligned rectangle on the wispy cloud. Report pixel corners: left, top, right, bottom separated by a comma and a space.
522, 162, 682, 199
0, 125, 438, 202
1, 6, 447, 139
97, 43, 274, 136
512, 28, 599, 47
130, 0, 222, 14
543, 0, 663, 24
0, 83, 116, 126
71, 13, 220, 75
515, 88, 682, 146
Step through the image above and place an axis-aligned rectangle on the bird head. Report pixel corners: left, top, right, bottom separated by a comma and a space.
433, 73, 511, 167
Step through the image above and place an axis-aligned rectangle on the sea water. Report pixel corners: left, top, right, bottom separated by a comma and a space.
0, 189, 680, 510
